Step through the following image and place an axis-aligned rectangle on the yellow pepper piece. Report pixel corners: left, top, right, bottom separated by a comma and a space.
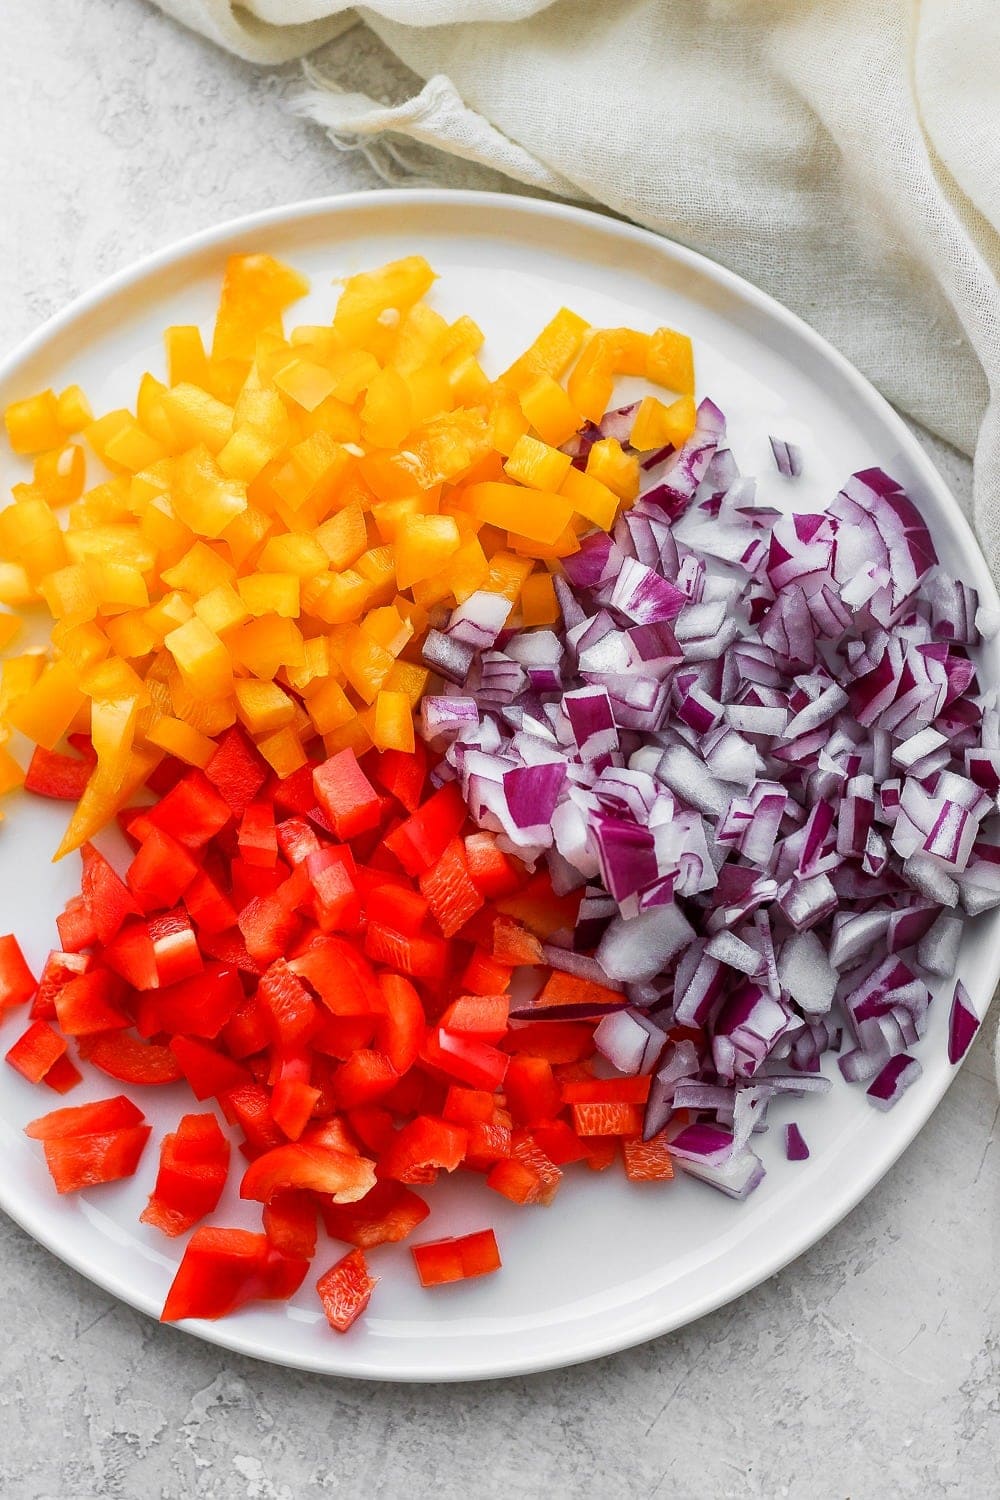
56, 385, 94, 434
165, 617, 233, 700
0, 611, 21, 652
586, 437, 640, 501
33, 444, 86, 505
361, 367, 413, 450
559, 466, 620, 531
4, 390, 64, 455
172, 446, 247, 538
372, 689, 414, 752
0, 563, 36, 607
519, 374, 583, 448
233, 677, 297, 734
7, 659, 86, 750
486, 550, 534, 603
501, 308, 590, 394
238, 573, 300, 619
229, 617, 304, 680
394, 514, 461, 590
143, 714, 216, 768
161, 541, 236, 596
334, 256, 436, 350
256, 725, 308, 777
630, 393, 698, 453
568, 328, 650, 423
503, 434, 573, 493
382, 660, 429, 708
256, 532, 328, 577
520, 570, 559, 627
274, 358, 338, 413
646, 328, 695, 394
306, 677, 355, 735
166, 327, 210, 388
458, 481, 572, 547
160, 384, 234, 455
212, 254, 310, 363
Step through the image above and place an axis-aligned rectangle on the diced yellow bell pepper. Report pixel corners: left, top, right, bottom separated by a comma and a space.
0, 611, 21, 652
144, 592, 194, 647
274, 357, 339, 413
394, 514, 461, 590
406, 364, 453, 426
102, 418, 166, 473
270, 431, 351, 514
193, 584, 250, 637
166, 672, 236, 737
216, 427, 280, 484
360, 604, 413, 658
238, 572, 300, 619
85, 560, 150, 612
342, 627, 394, 704
646, 328, 695, 394
54, 745, 160, 860
256, 725, 308, 777
299, 570, 369, 626
222, 505, 272, 570
104, 611, 158, 660
501, 308, 590, 394
39, 564, 99, 625
487, 550, 534, 603
6, 659, 86, 750
50, 621, 109, 671
143, 714, 216, 768
161, 541, 235, 596
389, 301, 450, 373
0, 562, 36, 607
165, 617, 233, 700
228, 617, 304, 679
382, 660, 429, 709
4, 389, 64, 454
303, 676, 354, 735
254, 531, 326, 578
503, 434, 573, 493
56, 385, 94, 434
356, 547, 396, 608
166, 327, 210, 388
4, 494, 68, 584
568, 328, 650, 423
361, 367, 413, 451
65, 523, 156, 573
629, 392, 697, 452
323, 717, 372, 759
283, 635, 330, 694
80, 656, 146, 703
334, 256, 436, 351
160, 384, 234, 456
1, 653, 45, 715
586, 437, 640, 501
519, 374, 583, 448
372, 689, 414, 753
33, 444, 86, 505
233, 677, 297, 734
171, 446, 247, 538
458, 481, 572, 546
212, 254, 310, 363
559, 466, 620, 530
520, 570, 559, 627
315, 503, 367, 570
0, 744, 23, 797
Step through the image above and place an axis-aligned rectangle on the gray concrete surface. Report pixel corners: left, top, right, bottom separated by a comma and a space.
1, 4, 998, 1496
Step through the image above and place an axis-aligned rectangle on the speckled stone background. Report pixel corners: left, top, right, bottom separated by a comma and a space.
2, 5, 999, 1497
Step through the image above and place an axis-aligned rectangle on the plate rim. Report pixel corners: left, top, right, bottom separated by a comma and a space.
0, 187, 994, 1382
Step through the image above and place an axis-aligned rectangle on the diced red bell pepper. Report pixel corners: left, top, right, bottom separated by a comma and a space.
439, 994, 509, 1042
102, 919, 159, 990
289, 936, 381, 1015
570, 1101, 643, 1136
561, 1076, 650, 1104
147, 770, 233, 849
26, 1094, 143, 1139
240, 1142, 375, 1203
313, 750, 382, 841
487, 1134, 562, 1205
369, 741, 427, 813
365, 880, 429, 937
136, 962, 244, 1040
581, 1135, 618, 1171
492, 917, 545, 967
316, 1248, 378, 1333
442, 1086, 495, 1126
379, 1114, 467, 1184
263, 1188, 318, 1259
332, 1049, 399, 1108
219, 1081, 284, 1155
622, 1133, 675, 1181
383, 782, 466, 876
0, 934, 38, 1015
86, 1031, 184, 1085
496, 872, 581, 939
463, 1119, 513, 1170
184, 867, 239, 934
258, 959, 318, 1048
275, 815, 322, 866
80, 843, 142, 945
5, 1019, 67, 1084
41, 1124, 151, 1194
319, 1179, 430, 1247
30, 951, 89, 1021
148, 908, 204, 986
161, 1227, 307, 1321
54, 969, 129, 1037
238, 801, 279, 868
271, 762, 319, 817
502, 1020, 595, 1063
526, 968, 625, 1017
221, 994, 273, 1059
504, 1055, 561, 1125
312, 1013, 378, 1059
127, 828, 201, 913
419, 836, 484, 938
422, 1027, 509, 1091
230, 855, 287, 907
170, 1036, 252, 1100
364, 923, 449, 983
24, 745, 92, 802
411, 1228, 501, 1287
271, 1058, 321, 1142
55, 896, 98, 954
463, 832, 524, 898
204, 727, 266, 819
237, 891, 301, 967
306, 848, 361, 932
345, 1105, 395, 1154
531, 1119, 590, 1165
374, 973, 424, 1074
42, 1054, 83, 1094
141, 1113, 229, 1235
459, 948, 513, 997
199, 927, 261, 975
146, 757, 186, 797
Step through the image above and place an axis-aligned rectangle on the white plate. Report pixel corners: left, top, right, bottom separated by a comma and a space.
0, 191, 996, 1383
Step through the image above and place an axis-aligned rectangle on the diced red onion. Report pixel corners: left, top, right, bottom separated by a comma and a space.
947, 980, 979, 1064
785, 1122, 810, 1160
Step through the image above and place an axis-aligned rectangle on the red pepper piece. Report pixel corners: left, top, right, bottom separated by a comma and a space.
146, 770, 233, 849
459, 948, 513, 997
236, 892, 300, 968
136, 963, 243, 1040
504, 1055, 561, 1125
345, 1105, 395, 1154
439, 994, 510, 1043
442, 1086, 495, 1126
561, 1076, 650, 1105
333, 1049, 399, 1108
26, 1094, 144, 1139
531, 1119, 590, 1165
290, 937, 381, 1015
199, 927, 261, 976
41, 1124, 151, 1194
272, 762, 319, 817
5, 1019, 67, 1083
54, 969, 129, 1037
80, 843, 142, 945
86, 1031, 184, 1086
379, 1114, 467, 1184
102, 919, 159, 990
373, 973, 425, 1075
148, 908, 204, 987
369, 741, 427, 813
306, 848, 361, 932
491, 917, 545, 967
30, 951, 89, 1021
141, 1113, 230, 1236
463, 1119, 513, 1170
0, 934, 38, 1016
365, 880, 428, 937
570, 1101, 643, 1136
421, 1027, 509, 1091
312, 750, 382, 841
411, 1228, 501, 1287
263, 1188, 318, 1259
271, 1059, 321, 1142
311, 1012, 378, 1059
525, 967, 625, 1017
42, 1054, 83, 1094
419, 836, 483, 938
320, 1180, 430, 1248
275, 816, 322, 866
184, 868, 238, 935
221, 994, 272, 1059
258, 959, 318, 1048
240, 1143, 375, 1203
55, 896, 98, 954
161, 1227, 307, 1321
238, 801, 279, 869
170, 1037, 252, 1100
581, 1136, 618, 1172
495, 871, 581, 939
363, 923, 449, 983
127, 827, 201, 912
220, 1081, 284, 1155
24, 745, 91, 801
316, 1248, 377, 1332
622, 1133, 675, 1181
502, 1020, 595, 1064
383, 782, 466, 876
463, 832, 524, 898
204, 727, 266, 819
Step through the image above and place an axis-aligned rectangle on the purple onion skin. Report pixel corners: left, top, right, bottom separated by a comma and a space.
785, 1123, 810, 1161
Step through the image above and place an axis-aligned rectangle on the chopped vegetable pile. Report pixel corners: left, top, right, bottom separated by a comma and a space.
0, 251, 989, 1335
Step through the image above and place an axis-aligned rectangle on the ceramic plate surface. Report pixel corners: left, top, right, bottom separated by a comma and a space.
0, 191, 995, 1381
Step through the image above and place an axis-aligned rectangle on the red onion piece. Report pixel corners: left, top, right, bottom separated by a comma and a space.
947, 980, 979, 1064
